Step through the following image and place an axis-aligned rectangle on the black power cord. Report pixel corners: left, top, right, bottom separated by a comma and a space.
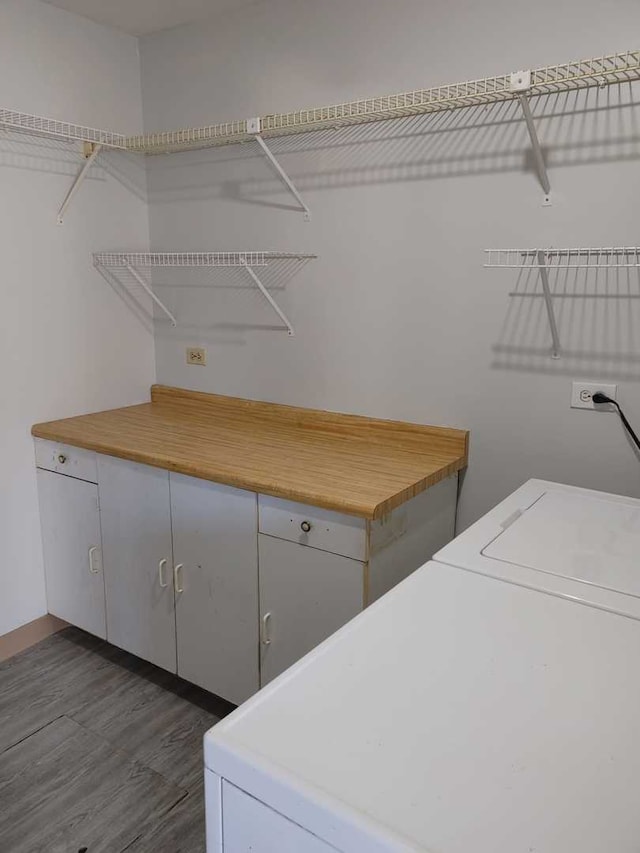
592, 392, 640, 453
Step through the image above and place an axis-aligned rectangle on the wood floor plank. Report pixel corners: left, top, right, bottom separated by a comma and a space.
0, 630, 112, 752
0, 716, 186, 853
0, 627, 234, 852
123, 781, 207, 853
66, 634, 232, 789
72, 673, 219, 788
0, 629, 156, 753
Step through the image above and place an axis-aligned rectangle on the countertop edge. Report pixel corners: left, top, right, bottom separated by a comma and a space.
31, 421, 467, 520
32, 388, 469, 520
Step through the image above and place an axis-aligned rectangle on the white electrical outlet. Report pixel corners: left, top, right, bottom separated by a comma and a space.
571, 382, 617, 410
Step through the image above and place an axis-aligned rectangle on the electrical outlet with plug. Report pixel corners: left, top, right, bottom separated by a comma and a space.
569, 382, 640, 456
570, 382, 617, 410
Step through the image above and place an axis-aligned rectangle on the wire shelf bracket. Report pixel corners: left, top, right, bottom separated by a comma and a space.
248, 118, 310, 221
535, 250, 561, 358
124, 262, 178, 326
510, 72, 551, 205
57, 142, 103, 225
240, 257, 295, 335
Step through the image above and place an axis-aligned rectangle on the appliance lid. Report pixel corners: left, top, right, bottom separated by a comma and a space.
483, 490, 640, 598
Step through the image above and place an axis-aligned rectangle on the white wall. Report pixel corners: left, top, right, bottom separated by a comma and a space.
0, 0, 155, 635
139, 0, 640, 531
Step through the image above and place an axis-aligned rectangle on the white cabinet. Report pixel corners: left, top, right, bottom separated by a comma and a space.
36, 468, 106, 638
36, 438, 458, 705
96, 458, 259, 701
171, 474, 259, 705
98, 456, 176, 672
256, 478, 459, 687
259, 535, 365, 685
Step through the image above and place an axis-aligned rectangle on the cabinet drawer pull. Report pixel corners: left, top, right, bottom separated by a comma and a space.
261, 612, 272, 646
158, 558, 168, 588
174, 563, 184, 594
57, 453, 67, 465
88, 546, 100, 574
300, 520, 312, 533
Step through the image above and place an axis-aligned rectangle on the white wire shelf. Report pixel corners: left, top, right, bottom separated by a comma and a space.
125, 50, 640, 153
93, 251, 315, 268
125, 120, 250, 154
9, 50, 633, 155
0, 109, 128, 224
0, 109, 127, 148
485, 246, 640, 360
4, 48, 639, 220
94, 251, 317, 335
485, 248, 640, 269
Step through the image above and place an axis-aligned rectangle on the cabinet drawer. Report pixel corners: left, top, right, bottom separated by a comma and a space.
34, 438, 97, 483
259, 495, 366, 560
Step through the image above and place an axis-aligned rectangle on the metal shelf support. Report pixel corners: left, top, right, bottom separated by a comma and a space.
510, 72, 551, 204
248, 118, 311, 221
240, 257, 295, 336
57, 142, 103, 225
124, 262, 177, 326
536, 251, 561, 359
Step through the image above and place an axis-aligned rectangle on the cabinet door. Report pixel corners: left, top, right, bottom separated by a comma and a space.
98, 456, 176, 672
171, 474, 259, 705
258, 535, 364, 686
37, 469, 106, 638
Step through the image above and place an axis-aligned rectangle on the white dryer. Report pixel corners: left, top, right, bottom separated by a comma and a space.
204, 479, 640, 853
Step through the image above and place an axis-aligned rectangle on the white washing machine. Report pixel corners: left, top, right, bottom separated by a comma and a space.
204, 479, 640, 853
433, 478, 640, 621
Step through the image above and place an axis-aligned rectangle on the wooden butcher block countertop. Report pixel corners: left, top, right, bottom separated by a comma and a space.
32, 385, 468, 519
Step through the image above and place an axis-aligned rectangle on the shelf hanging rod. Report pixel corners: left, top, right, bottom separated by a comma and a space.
57, 143, 102, 225
248, 118, 310, 221
240, 258, 295, 336
124, 263, 177, 327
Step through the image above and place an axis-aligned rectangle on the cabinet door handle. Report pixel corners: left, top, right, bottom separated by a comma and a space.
158, 558, 168, 588
174, 564, 184, 594
88, 546, 100, 574
261, 612, 272, 646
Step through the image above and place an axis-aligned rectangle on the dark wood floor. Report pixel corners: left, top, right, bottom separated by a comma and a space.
0, 627, 234, 853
